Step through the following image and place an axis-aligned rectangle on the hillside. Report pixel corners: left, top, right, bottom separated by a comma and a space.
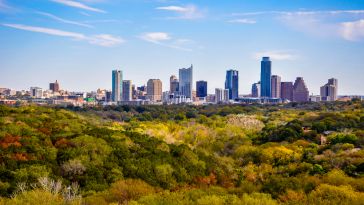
0, 102, 364, 204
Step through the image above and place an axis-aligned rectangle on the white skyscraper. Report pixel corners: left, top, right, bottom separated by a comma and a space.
320, 78, 338, 101
215, 88, 229, 103
30, 87, 43, 98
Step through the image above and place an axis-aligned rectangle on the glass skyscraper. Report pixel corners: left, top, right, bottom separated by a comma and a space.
179, 65, 193, 99
225, 69, 239, 100
260, 57, 272, 98
112, 70, 123, 102
196, 81, 207, 98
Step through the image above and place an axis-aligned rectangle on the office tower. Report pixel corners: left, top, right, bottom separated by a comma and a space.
170, 75, 179, 94
132, 84, 137, 100
30, 87, 42, 98
293, 77, 309, 102
179, 65, 193, 99
281, 82, 294, 101
147, 79, 162, 102
106, 91, 112, 102
260, 57, 272, 97
225, 70, 239, 100
196, 81, 207, 98
112, 70, 123, 102
320, 78, 338, 101
49, 80, 60, 92
215, 88, 229, 103
252, 82, 261, 98
271, 75, 281, 98
122, 80, 132, 101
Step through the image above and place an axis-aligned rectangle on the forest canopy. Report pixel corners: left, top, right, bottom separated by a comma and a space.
0, 101, 364, 204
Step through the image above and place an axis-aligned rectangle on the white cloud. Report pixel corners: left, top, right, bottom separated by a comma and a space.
228, 18, 256, 24
232, 10, 364, 16
233, 9, 364, 41
139, 32, 192, 51
36, 11, 93, 28
2, 23, 124, 47
51, 0, 106, 13
140, 32, 171, 43
340, 19, 364, 41
156, 5, 204, 19
253, 51, 298, 61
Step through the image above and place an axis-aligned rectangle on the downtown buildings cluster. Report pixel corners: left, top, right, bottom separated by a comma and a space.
107, 56, 342, 106
1, 57, 363, 106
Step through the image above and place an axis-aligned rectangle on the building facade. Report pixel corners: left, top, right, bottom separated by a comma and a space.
49, 80, 60, 92
215, 88, 229, 103
170, 75, 179, 94
320, 78, 338, 101
147, 79, 162, 102
293, 77, 309, 102
122, 80, 132, 101
260, 57, 272, 97
281, 82, 294, 101
271, 75, 281, 98
30, 87, 43, 98
112, 70, 123, 102
196, 81, 208, 98
179, 65, 193, 99
252, 82, 261, 98
225, 69, 239, 100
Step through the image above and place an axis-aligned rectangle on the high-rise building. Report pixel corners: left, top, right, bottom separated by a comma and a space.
271, 75, 281, 98
293, 77, 309, 102
122, 80, 132, 101
260, 57, 272, 97
179, 65, 193, 99
252, 82, 261, 98
106, 91, 112, 102
49, 80, 60, 92
170, 75, 179, 94
147, 79, 162, 102
281, 82, 294, 101
320, 78, 338, 101
215, 88, 229, 103
196, 81, 207, 98
30, 87, 42, 98
225, 69, 239, 100
112, 70, 123, 102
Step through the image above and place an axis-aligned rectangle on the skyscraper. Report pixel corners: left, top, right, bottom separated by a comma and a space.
281, 82, 294, 101
179, 65, 193, 99
225, 69, 239, 100
252, 82, 261, 98
49, 80, 59, 92
215, 88, 229, 103
112, 70, 123, 102
320, 78, 338, 101
271, 75, 281, 98
147, 79, 162, 102
122, 80, 132, 101
260, 57, 272, 97
196, 81, 207, 98
293, 77, 309, 102
30, 87, 42, 98
170, 75, 179, 94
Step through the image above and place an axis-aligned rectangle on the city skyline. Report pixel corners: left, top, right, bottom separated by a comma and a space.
1, 0, 364, 94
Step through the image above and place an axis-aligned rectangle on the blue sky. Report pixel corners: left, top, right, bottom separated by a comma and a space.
0, 0, 363, 95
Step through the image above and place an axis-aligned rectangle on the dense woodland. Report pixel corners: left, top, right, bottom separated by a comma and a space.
0, 101, 364, 204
